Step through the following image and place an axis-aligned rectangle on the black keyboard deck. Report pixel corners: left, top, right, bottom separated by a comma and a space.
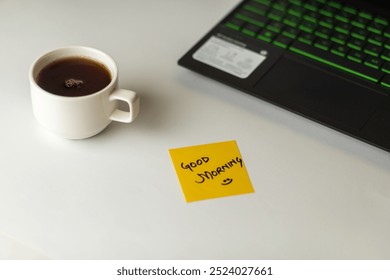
225, 0, 390, 89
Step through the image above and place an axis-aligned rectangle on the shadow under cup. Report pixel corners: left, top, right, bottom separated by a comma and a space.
30, 46, 139, 139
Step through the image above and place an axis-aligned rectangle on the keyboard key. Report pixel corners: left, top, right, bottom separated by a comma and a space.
299, 20, 317, 33
319, 7, 335, 18
268, 9, 285, 21
258, 29, 277, 42
347, 38, 365, 51
364, 56, 384, 69
289, 0, 303, 6
364, 43, 382, 57
328, 1, 342, 9
254, 0, 271, 5
314, 38, 332, 51
367, 21, 386, 35
351, 27, 368, 40
382, 62, 390, 74
319, 16, 335, 29
315, 26, 332, 39
267, 20, 284, 32
273, 34, 293, 48
331, 32, 348, 45
303, 11, 318, 23
381, 49, 390, 62
331, 44, 349, 57
385, 39, 390, 49
374, 16, 388, 26
343, 6, 357, 15
347, 50, 365, 63
236, 12, 268, 27
368, 34, 385, 47
282, 26, 300, 38
289, 41, 383, 82
298, 32, 315, 45
384, 28, 390, 38
303, 3, 318, 12
305, 0, 322, 9
272, 1, 289, 12
380, 75, 390, 88
283, 15, 301, 27
358, 10, 373, 20
351, 17, 369, 29
242, 24, 262, 36
335, 12, 353, 23
335, 22, 352, 35
246, 2, 269, 15
288, 5, 305, 17
226, 18, 245, 31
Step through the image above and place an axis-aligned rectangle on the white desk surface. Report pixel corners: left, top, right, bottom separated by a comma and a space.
1, 0, 390, 260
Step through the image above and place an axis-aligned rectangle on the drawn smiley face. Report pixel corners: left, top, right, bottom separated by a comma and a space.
221, 178, 233, 186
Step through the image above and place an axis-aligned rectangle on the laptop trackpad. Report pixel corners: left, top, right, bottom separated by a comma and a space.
254, 57, 383, 132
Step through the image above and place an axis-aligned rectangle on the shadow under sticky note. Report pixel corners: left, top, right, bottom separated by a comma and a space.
169, 140, 254, 202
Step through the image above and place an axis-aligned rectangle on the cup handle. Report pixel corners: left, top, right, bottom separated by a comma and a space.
109, 89, 139, 123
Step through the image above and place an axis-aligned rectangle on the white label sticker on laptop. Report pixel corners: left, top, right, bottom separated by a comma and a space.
193, 36, 266, 79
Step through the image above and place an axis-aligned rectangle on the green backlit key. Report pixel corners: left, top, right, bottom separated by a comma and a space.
225, 18, 245, 31
351, 17, 369, 29
331, 32, 348, 45
364, 44, 382, 57
273, 1, 288, 12
331, 44, 349, 57
268, 9, 285, 21
351, 28, 368, 40
319, 17, 335, 29
381, 50, 390, 61
381, 75, 390, 88
298, 32, 315, 45
347, 38, 365, 51
343, 6, 357, 15
283, 15, 301, 27
235, 11, 267, 27
364, 56, 384, 69
368, 34, 385, 46
314, 38, 332, 51
315, 27, 332, 39
266, 20, 284, 33
299, 20, 317, 33
242, 24, 261, 36
335, 22, 352, 35
246, 1, 270, 14
258, 29, 277, 42
367, 21, 386, 35
288, 5, 305, 17
382, 62, 390, 74
319, 7, 335, 18
328, 1, 342, 9
254, 0, 271, 6
282, 27, 300, 39
273, 35, 293, 48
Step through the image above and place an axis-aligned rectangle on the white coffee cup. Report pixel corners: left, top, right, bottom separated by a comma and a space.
29, 46, 139, 139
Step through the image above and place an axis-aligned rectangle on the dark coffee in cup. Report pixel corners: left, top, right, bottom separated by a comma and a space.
30, 46, 139, 139
37, 57, 111, 97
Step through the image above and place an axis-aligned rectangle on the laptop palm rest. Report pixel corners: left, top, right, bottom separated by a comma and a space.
254, 57, 382, 132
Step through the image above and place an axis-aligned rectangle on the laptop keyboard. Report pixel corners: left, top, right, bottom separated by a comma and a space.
225, 0, 390, 89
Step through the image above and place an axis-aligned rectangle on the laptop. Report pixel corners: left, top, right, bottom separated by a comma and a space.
178, 0, 390, 152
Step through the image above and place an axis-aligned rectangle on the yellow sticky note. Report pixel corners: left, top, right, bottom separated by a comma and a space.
169, 140, 254, 202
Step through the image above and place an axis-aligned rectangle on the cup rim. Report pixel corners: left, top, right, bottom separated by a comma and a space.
29, 46, 118, 100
